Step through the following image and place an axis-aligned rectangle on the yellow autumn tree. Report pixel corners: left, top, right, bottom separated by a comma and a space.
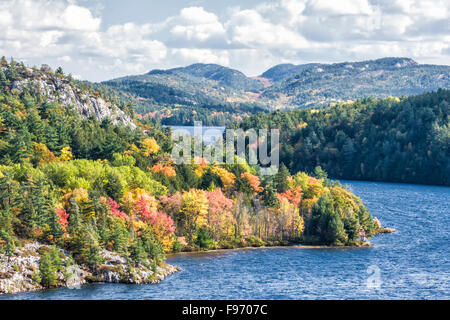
278, 198, 304, 240
59, 146, 73, 161
32, 142, 57, 166
180, 189, 208, 246
141, 138, 160, 157
211, 166, 236, 192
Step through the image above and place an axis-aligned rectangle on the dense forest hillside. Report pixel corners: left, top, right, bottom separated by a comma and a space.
0, 57, 386, 292
236, 89, 450, 186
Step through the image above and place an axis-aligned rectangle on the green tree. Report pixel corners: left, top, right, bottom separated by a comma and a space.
39, 250, 58, 287
274, 163, 290, 193
129, 238, 147, 264
195, 227, 213, 249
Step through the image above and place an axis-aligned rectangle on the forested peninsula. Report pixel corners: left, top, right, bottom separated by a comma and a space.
1, 58, 391, 294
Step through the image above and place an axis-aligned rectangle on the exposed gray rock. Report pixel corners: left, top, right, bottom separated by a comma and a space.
0, 242, 179, 295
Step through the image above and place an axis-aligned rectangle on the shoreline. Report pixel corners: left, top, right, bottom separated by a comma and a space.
0, 242, 179, 296
167, 243, 372, 258
167, 228, 397, 257
1, 227, 395, 296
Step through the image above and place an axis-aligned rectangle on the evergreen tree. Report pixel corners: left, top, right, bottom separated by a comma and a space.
39, 250, 58, 287
274, 163, 290, 193
68, 196, 82, 233
129, 238, 147, 264
343, 214, 360, 242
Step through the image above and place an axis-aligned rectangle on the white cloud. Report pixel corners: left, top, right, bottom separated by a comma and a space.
0, 0, 447, 81
61, 4, 101, 31
162, 6, 227, 47
58, 55, 72, 62
304, 0, 373, 15
227, 9, 309, 49
3, 0, 100, 31
170, 48, 230, 66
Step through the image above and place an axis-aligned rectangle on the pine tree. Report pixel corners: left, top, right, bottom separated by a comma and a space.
0, 171, 19, 210
19, 177, 55, 237
68, 196, 82, 234
129, 238, 147, 264
0, 229, 15, 257
77, 224, 104, 267
8, 127, 33, 163
343, 214, 360, 242
325, 214, 347, 245
261, 183, 280, 208
55, 67, 64, 75
274, 163, 290, 193
39, 250, 58, 287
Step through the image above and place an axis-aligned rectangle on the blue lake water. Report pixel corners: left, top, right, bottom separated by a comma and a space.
2, 180, 449, 299
164, 125, 225, 146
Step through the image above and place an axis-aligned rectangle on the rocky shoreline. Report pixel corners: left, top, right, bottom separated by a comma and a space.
0, 242, 179, 295
1, 226, 395, 295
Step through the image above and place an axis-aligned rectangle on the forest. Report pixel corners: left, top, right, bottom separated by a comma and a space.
236, 90, 450, 186
0, 58, 383, 288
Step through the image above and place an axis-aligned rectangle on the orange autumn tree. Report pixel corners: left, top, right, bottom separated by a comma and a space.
293, 172, 328, 210
152, 163, 176, 178
240, 172, 263, 195
277, 178, 303, 208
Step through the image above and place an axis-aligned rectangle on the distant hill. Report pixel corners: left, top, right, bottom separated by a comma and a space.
1, 61, 136, 129
169, 63, 264, 91
101, 57, 450, 124
103, 64, 270, 126
261, 57, 450, 108
0, 58, 146, 163
261, 63, 320, 82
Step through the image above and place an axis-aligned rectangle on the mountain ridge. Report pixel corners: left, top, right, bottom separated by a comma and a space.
102, 57, 450, 119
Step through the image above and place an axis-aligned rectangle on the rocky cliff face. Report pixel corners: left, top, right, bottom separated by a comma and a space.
4, 65, 136, 130
0, 242, 179, 295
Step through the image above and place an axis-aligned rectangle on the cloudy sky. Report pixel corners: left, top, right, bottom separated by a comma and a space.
1, 0, 449, 81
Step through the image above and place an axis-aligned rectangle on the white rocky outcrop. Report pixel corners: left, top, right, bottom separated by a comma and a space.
0, 242, 179, 295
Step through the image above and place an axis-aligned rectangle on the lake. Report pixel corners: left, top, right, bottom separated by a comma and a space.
163, 125, 226, 146
1, 180, 449, 299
